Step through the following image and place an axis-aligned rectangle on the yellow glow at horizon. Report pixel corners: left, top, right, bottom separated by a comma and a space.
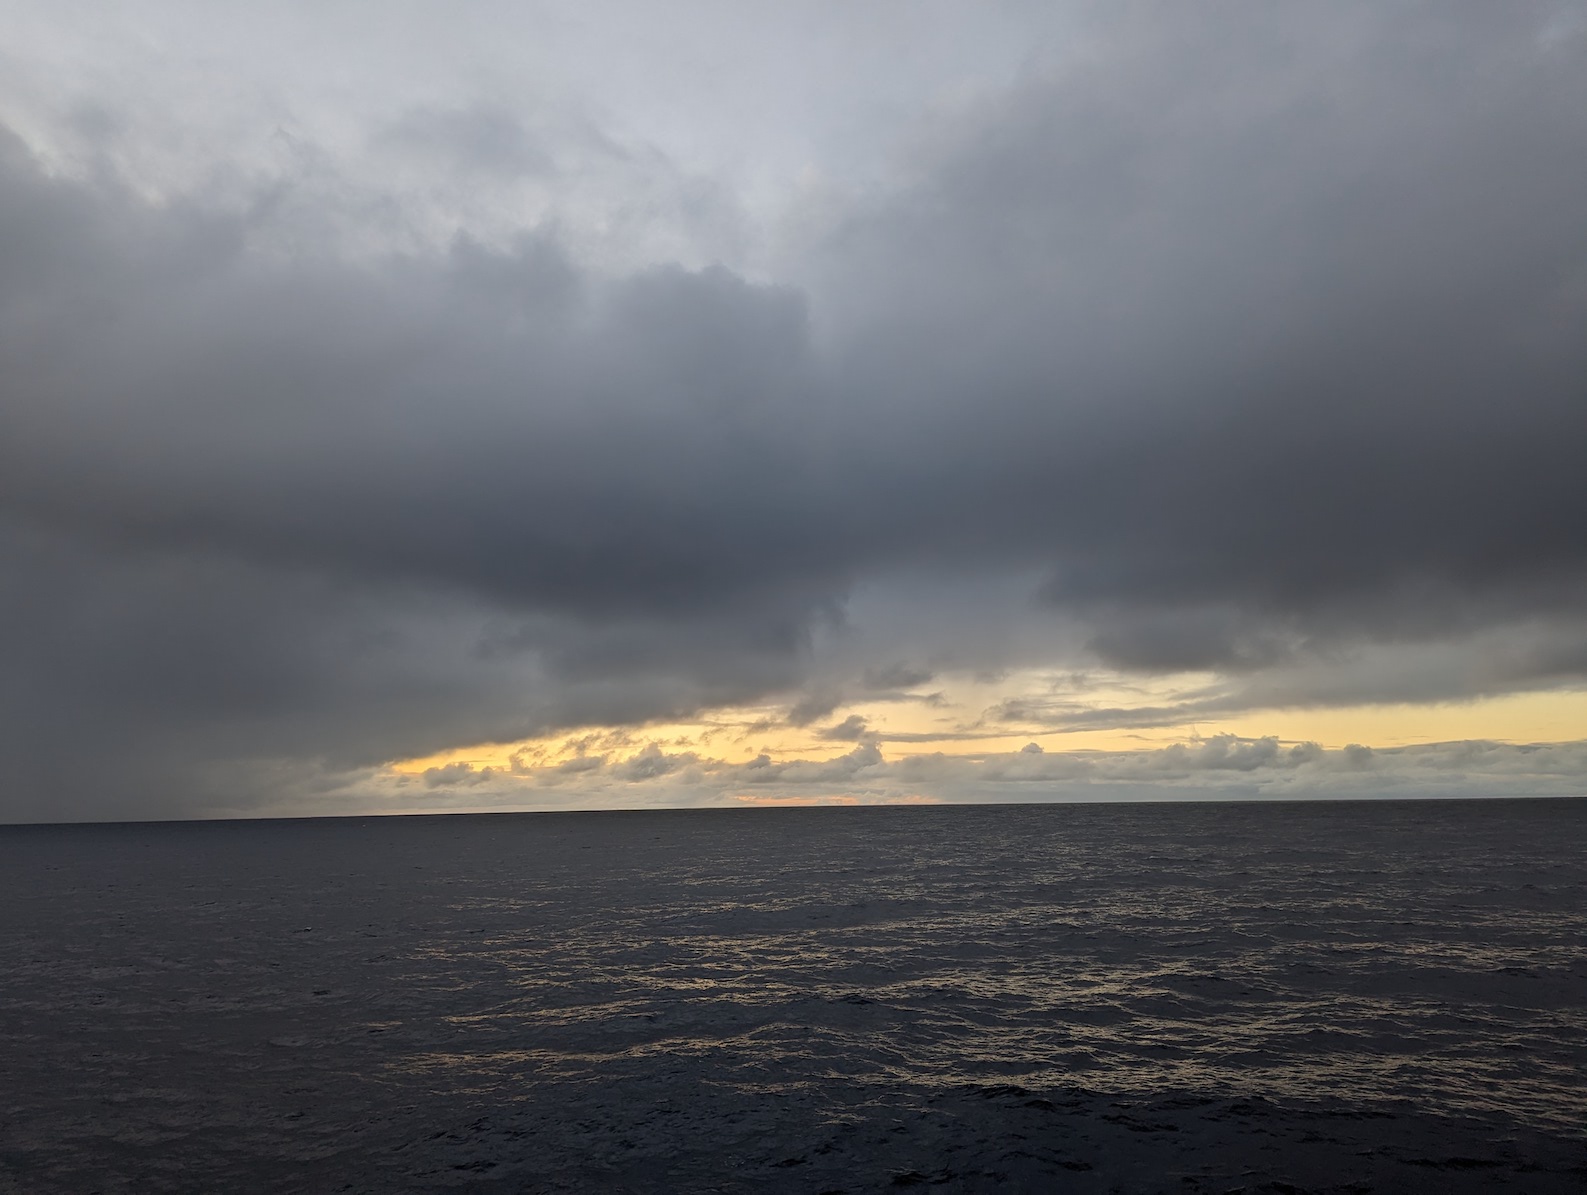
388, 679, 1587, 777
1208, 689, 1587, 749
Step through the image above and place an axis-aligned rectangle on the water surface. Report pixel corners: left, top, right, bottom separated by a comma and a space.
3, 799, 1584, 1192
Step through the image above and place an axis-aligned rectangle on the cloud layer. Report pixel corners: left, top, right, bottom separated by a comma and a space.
2, 2, 1585, 819
349, 735, 1587, 818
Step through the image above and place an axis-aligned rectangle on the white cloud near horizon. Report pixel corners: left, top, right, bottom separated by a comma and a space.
236, 734, 1587, 822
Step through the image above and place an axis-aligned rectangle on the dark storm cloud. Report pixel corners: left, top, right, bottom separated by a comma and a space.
810, 2, 1587, 666
0, 514, 815, 821
861, 663, 935, 691
2, 1, 1586, 818
0, 126, 826, 618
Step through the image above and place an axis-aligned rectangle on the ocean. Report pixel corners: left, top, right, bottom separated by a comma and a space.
3, 798, 1584, 1193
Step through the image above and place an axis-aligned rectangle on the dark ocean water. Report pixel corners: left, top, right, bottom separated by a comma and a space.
2, 798, 1584, 1193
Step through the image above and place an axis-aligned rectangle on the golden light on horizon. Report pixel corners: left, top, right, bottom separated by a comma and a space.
387, 673, 1587, 778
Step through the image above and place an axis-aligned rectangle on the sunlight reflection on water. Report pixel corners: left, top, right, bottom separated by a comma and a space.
314, 801, 1586, 1132
4, 798, 1585, 1191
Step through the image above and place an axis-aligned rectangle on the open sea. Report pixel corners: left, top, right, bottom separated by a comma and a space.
2, 798, 1584, 1193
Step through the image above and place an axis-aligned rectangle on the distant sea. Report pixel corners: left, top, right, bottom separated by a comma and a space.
3, 799, 1584, 1193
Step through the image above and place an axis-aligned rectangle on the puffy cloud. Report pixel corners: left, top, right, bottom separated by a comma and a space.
423, 761, 493, 788
614, 743, 699, 781
817, 715, 872, 742
333, 735, 1587, 817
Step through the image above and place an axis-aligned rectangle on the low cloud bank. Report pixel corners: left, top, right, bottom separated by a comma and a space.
303, 736, 1587, 820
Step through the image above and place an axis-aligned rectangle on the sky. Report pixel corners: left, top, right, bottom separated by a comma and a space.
1, 1, 1584, 822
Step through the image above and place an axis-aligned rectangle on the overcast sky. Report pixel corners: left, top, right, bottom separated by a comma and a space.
2, 1, 1585, 821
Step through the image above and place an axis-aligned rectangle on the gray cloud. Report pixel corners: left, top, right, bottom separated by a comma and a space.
816, 715, 872, 742
989, 620, 1587, 736
860, 663, 935, 691
333, 735, 1587, 815
1, 2, 1585, 819
812, 3, 1587, 645
376, 105, 558, 178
